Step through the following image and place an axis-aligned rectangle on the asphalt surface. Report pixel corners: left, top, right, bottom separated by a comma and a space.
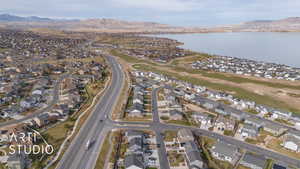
151, 87, 171, 169
55, 55, 124, 169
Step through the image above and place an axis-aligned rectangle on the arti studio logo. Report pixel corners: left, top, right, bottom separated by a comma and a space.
0, 127, 54, 156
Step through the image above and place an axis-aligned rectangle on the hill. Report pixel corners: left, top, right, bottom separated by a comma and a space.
0, 14, 206, 33
226, 17, 300, 32
1, 14, 300, 33
0, 14, 53, 22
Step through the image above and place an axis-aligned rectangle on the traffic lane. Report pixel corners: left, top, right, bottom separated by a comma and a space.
56, 56, 122, 169
151, 87, 170, 169
152, 87, 161, 123
154, 129, 170, 169
69, 55, 124, 169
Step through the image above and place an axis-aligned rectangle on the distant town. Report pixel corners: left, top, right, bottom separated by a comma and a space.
192, 56, 300, 81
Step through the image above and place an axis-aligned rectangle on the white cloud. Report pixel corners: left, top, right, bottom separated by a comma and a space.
111, 0, 201, 12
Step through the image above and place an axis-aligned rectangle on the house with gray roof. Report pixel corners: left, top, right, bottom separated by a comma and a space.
124, 154, 145, 169
240, 123, 259, 138
127, 102, 144, 117
192, 112, 213, 129
263, 122, 287, 136
169, 109, 183, 120
214, 116, 236, 133
177, 129, 194, 143
282, 133, 300, 152
271, 110, 292, 120
244, 116, 264, 129
215, 105, 230, 116
128, 137, 143, 154
240, 152, 267, 169
210, 141, 239, 164
229, 108, 246, 121
7, 152, 26, 169
184, 141, 204, 169
187, 151, 204, 169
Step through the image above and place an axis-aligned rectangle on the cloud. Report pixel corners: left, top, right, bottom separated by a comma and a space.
111, 0, 201, 12
2, 0, 300, 26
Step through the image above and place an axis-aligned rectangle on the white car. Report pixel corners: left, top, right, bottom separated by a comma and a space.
86, 140, 90, 150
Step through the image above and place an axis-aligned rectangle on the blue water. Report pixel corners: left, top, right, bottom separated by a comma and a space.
155, 32, 300, 68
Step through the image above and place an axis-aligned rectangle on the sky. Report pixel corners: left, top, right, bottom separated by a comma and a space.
1, 0, 300, 26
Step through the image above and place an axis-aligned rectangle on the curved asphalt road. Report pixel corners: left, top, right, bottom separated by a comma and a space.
55, 55, 124, 169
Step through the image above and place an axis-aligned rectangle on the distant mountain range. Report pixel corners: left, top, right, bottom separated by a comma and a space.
1, 14, 300, 33
0, 14, 54, 22
231, 17, 300, 32
0, 14, 198, 33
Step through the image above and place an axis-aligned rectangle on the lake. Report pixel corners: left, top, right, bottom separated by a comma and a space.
155, 32, 300, 68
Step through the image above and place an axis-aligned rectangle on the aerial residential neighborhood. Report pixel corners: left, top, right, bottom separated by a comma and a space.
192, 56, 300, 81
1, 1, 300, 169
0, 25, 300, 169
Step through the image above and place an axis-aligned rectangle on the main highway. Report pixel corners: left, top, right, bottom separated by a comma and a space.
56, 55, 124, 169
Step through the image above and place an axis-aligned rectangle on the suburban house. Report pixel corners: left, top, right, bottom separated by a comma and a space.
127, 103, 144, 117
214, 116, 236, 132
263, 122, 287, 136
184, 141, 204, 169
32, 113, 51, 127
282, 133, 300, 152
202, 99, 219, 110
240, 152, 267, 169
128, 137, 143, 154
244, 117, 264, 129
230, 109, 246, 121
124, 154, 145, 169
169, 109, 183, 120
239, 124, 259, 138
192, 112, 213, 129
126, 130, 144, 142
124, 131, 146, 169
127, 85, 145, 117
184, 92, 196, 101
214, 106, 230, 116
271, 110, 292, 120
210, 141, 239, 164
7, 152, 26, 169
177, 129, 194, 143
